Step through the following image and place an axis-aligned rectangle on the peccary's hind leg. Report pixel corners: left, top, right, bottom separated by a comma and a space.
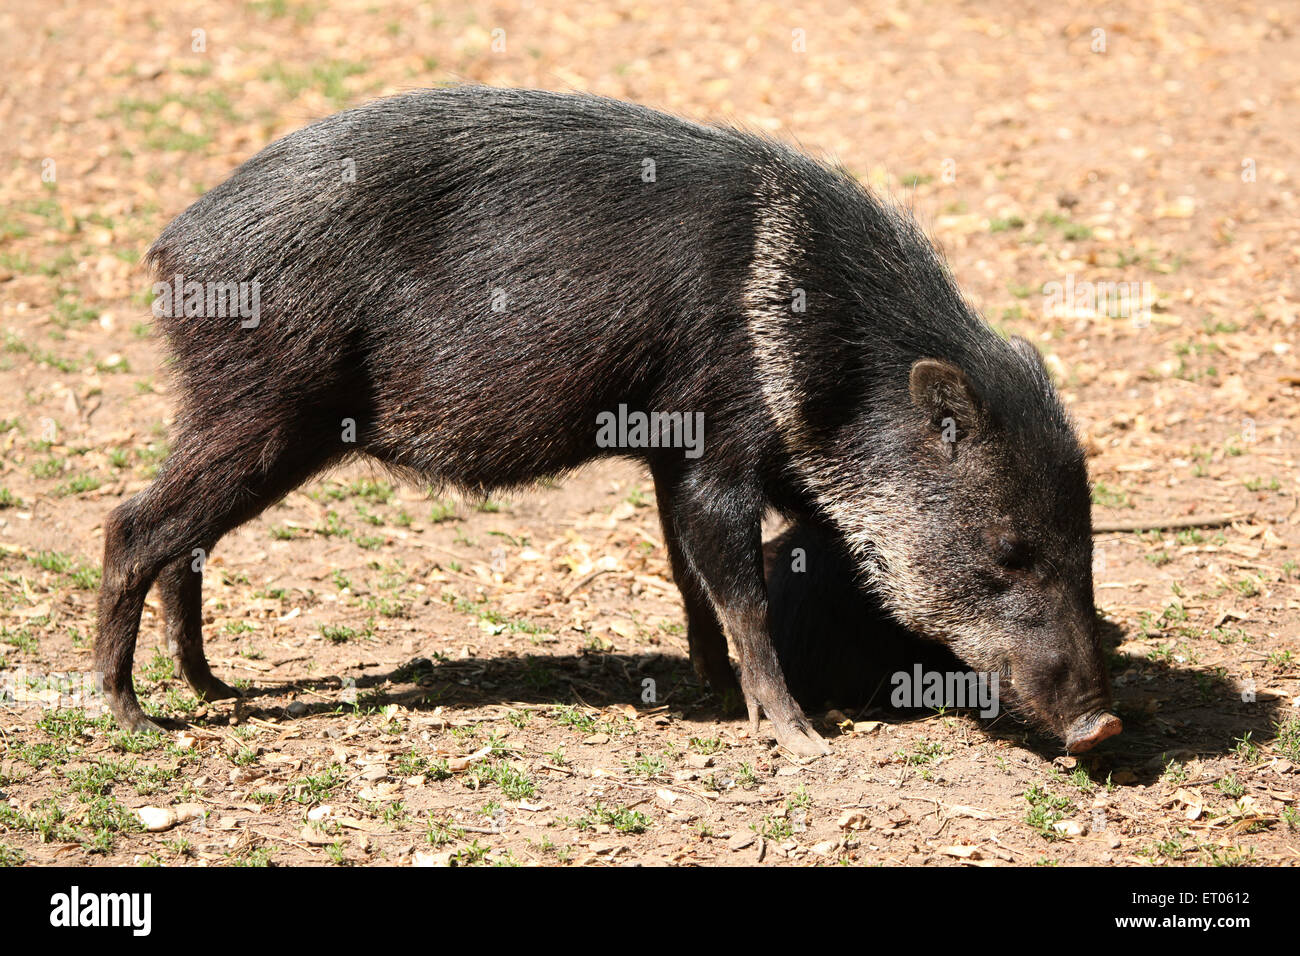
157, 550, 238, 702
97, 423, 334, 732
98, 493, 167, 733
650, 465, 743, 705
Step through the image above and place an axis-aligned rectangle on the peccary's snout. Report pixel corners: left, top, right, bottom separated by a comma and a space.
1064, 711, 1123, 752
1000, 626, 1120, 751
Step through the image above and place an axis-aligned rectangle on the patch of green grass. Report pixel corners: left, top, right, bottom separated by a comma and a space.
1067, 767, 1096, 793
30, 550, 73, 573
428, 499, 459, 523
1214, 774, 1245, 798
30, 455, 66, 479
896, 738, 946, 766
52, 296, 97, 328
623, 752, 667, 779
94, 354, 130, 374
396, 753, 452, 781
1091, 482, 1132, 509
315, 509, 349, 537
0, 793, 139, 853
735, 762, 760, 790
753, 813, 792, 840
248, 0, 320, 24
573, 802, 650, 834
321, 621, 372, 644
228, 847, 273, 867
465, 760, 536, 800
1243, 476, 1282, 492
988, 215, 1025, 233
1039, 211, 1093, 241
347, 478, 393, 503
36, 708, 101, 740
453, 840, 492, 865
425, 816, 465, 847
262, 59, 369, 106
1201, 843, 1254, 867
110, 729, 166, 755
291, 765, 346, 806
0, 843, 24, 866
546, 703, 634, 738
1233, 732, 1262, 764
110, 91, 237, 153
689, 736, 724, 755
0, 799, 80, 844
1161, 757, 1189, 785
1144, 837, 1186, 862
139, 647, 174, 684
549, 705, 596, 734
55, 473, 102, 496
354, 504, 384, 526
1269, 717, 1300, 761
2, 626, 39, 655
1024, 783, 1075, 841
64, 761, 125, 796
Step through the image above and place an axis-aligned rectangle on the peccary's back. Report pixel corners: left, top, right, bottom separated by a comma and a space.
146, 87, 812, 482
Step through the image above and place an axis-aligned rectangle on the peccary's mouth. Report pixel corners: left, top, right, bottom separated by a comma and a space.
1064, 711, 1123, 752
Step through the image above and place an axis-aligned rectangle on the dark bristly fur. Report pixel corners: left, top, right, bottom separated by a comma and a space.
99, 86, 1116, 755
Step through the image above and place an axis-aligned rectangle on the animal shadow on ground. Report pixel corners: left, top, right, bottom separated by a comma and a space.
159, 617, 1287, 785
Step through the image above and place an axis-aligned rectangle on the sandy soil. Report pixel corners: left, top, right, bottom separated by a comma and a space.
0, 0, 1297, 866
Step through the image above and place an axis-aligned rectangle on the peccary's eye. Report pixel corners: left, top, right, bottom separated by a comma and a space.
985, 529, 1033, 570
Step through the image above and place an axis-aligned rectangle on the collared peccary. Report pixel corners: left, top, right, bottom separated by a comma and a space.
100, 85, 1119, 755
767, 518, 1122, 751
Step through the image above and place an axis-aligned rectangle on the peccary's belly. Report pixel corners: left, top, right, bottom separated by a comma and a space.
358, 303, 674, 487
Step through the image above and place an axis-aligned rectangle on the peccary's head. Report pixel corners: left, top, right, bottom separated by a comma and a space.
822, 336, 1120, 751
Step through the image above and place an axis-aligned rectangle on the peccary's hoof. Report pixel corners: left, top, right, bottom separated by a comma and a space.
768, 710, 831, 757
1064, 712, 1123, 752
124, 714, 166, 735
187, 673, 241, 703
776, 722, 831, 757
742, 678, 831, 756
107, 694, 166, 735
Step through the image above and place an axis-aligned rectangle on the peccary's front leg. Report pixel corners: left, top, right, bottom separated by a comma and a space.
650, 464, 742, 706
658, 470, 829, 757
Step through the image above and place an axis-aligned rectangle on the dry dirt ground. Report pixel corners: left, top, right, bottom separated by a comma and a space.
1, 0, 1298, 867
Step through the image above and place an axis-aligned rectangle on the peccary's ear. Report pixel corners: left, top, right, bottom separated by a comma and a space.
1009, 335, 1053, 390
909, 358, 984, 446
